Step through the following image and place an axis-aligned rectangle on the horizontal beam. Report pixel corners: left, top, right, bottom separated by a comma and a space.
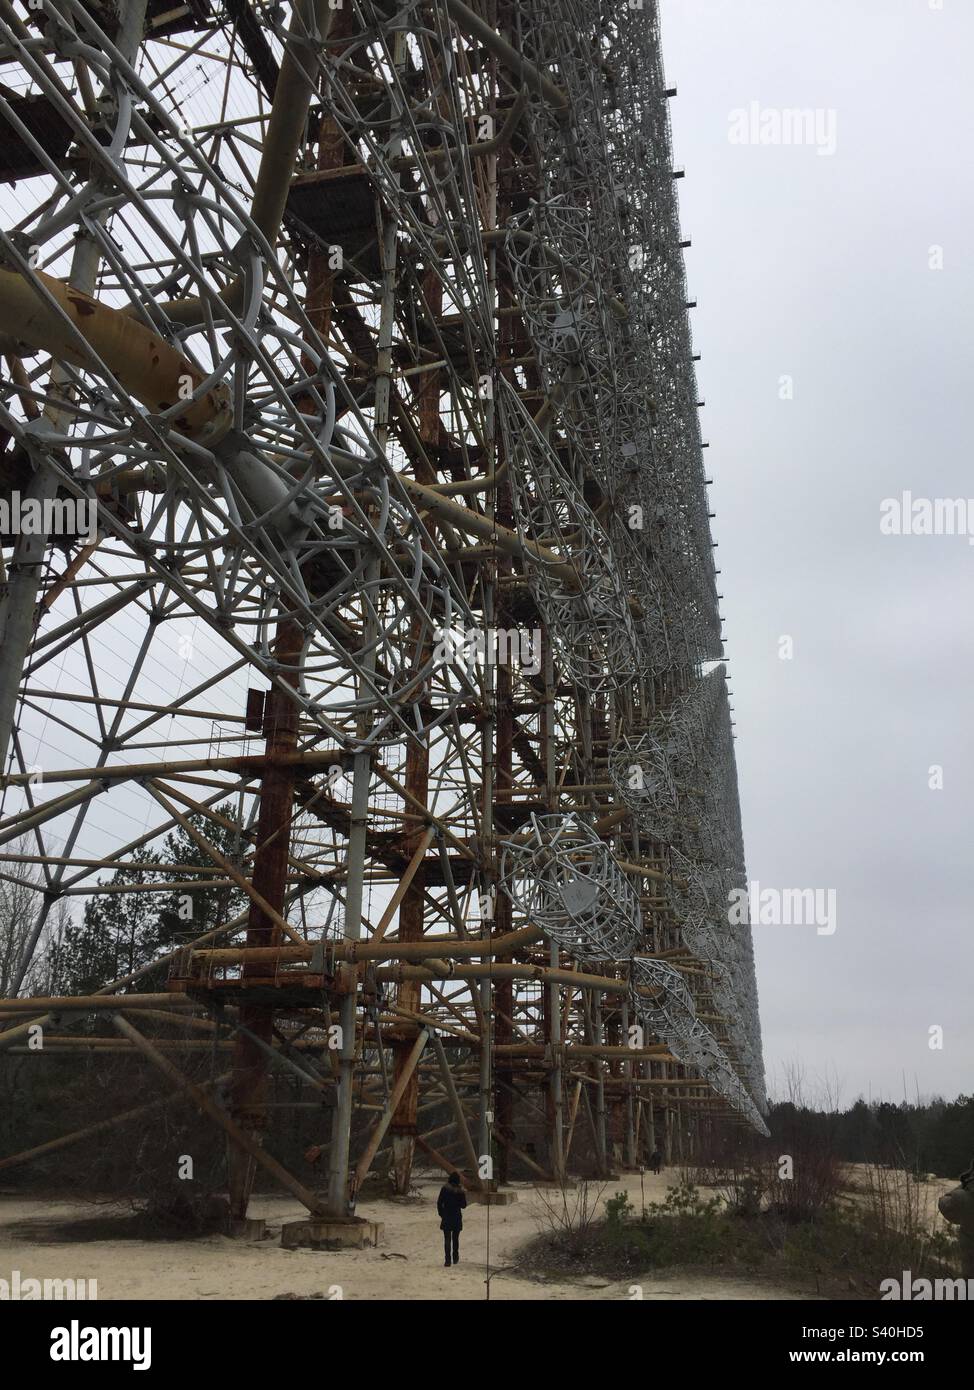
188, 924, 542, 966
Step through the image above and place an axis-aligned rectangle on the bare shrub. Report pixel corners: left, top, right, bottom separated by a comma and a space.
532, 1179, 607, 1247
847, 1163, 959, 1276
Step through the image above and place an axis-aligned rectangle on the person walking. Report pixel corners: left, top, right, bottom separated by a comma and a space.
437, 1171, 467, 1267
649, 1148, 663, 1175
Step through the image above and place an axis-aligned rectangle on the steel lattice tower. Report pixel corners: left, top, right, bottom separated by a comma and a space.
0, 0, 767, 1234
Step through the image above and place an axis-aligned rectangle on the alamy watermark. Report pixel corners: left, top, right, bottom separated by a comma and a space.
728, 101, 837, 157
881, 1270, 974, 1300
50, 1320, 150, 1371
1, 1268, 97, 1299
728, 880, 837, 936
0, 490, 97, 544
433, 624, 542, 676
880, 492, 974, 543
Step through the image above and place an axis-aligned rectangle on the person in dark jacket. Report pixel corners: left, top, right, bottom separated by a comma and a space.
649, 1149, 663, 1175
437, 1172, 467, 1266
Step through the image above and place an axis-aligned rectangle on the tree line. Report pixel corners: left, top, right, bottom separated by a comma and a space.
768, 1095, 974, 1182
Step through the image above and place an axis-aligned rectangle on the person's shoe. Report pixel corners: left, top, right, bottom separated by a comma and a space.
453, 1255, 460, 1265
444, 1258, 451, 1267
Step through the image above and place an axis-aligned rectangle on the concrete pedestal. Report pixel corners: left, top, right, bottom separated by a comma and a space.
281, 1216, 383, 1250
229, 1216, 267, 1240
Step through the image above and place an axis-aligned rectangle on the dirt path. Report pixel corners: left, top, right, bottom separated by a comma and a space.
0, 1171, 815, 1301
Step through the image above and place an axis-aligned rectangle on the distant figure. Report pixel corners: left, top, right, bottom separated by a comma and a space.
437, 1171, 467, 1267
649, 1149, 663, 1175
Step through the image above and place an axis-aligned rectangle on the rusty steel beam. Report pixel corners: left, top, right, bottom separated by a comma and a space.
113, 1013, 327, 1216
227, 616, 303, 1219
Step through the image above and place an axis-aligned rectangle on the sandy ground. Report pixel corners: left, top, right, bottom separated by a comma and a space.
0, 1170, 814, 1302
838, 1165, 956, 1225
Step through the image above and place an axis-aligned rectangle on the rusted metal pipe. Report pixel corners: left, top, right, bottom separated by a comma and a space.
0, 268, 231, 444
188, 923, 542, 965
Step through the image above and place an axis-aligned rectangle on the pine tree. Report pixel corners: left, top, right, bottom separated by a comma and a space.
49, 805, 247, 996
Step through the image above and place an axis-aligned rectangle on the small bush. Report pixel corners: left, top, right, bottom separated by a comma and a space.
605, 1191, 634, 1228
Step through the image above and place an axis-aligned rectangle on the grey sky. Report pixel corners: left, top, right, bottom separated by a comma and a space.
659, 0, 974, 1104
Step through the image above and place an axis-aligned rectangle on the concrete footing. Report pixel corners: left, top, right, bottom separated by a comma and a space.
468, 1188, 518, 1205
228, 1216, 267, 1240
281, 1216, 383, 1250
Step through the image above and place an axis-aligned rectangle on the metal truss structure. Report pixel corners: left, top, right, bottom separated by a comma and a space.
0, 0, 768, 1233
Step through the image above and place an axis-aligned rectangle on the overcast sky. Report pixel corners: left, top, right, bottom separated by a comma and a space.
659, 0, 974, 1106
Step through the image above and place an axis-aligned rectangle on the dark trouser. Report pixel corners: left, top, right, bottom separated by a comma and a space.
443, 1228, 460, 1262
